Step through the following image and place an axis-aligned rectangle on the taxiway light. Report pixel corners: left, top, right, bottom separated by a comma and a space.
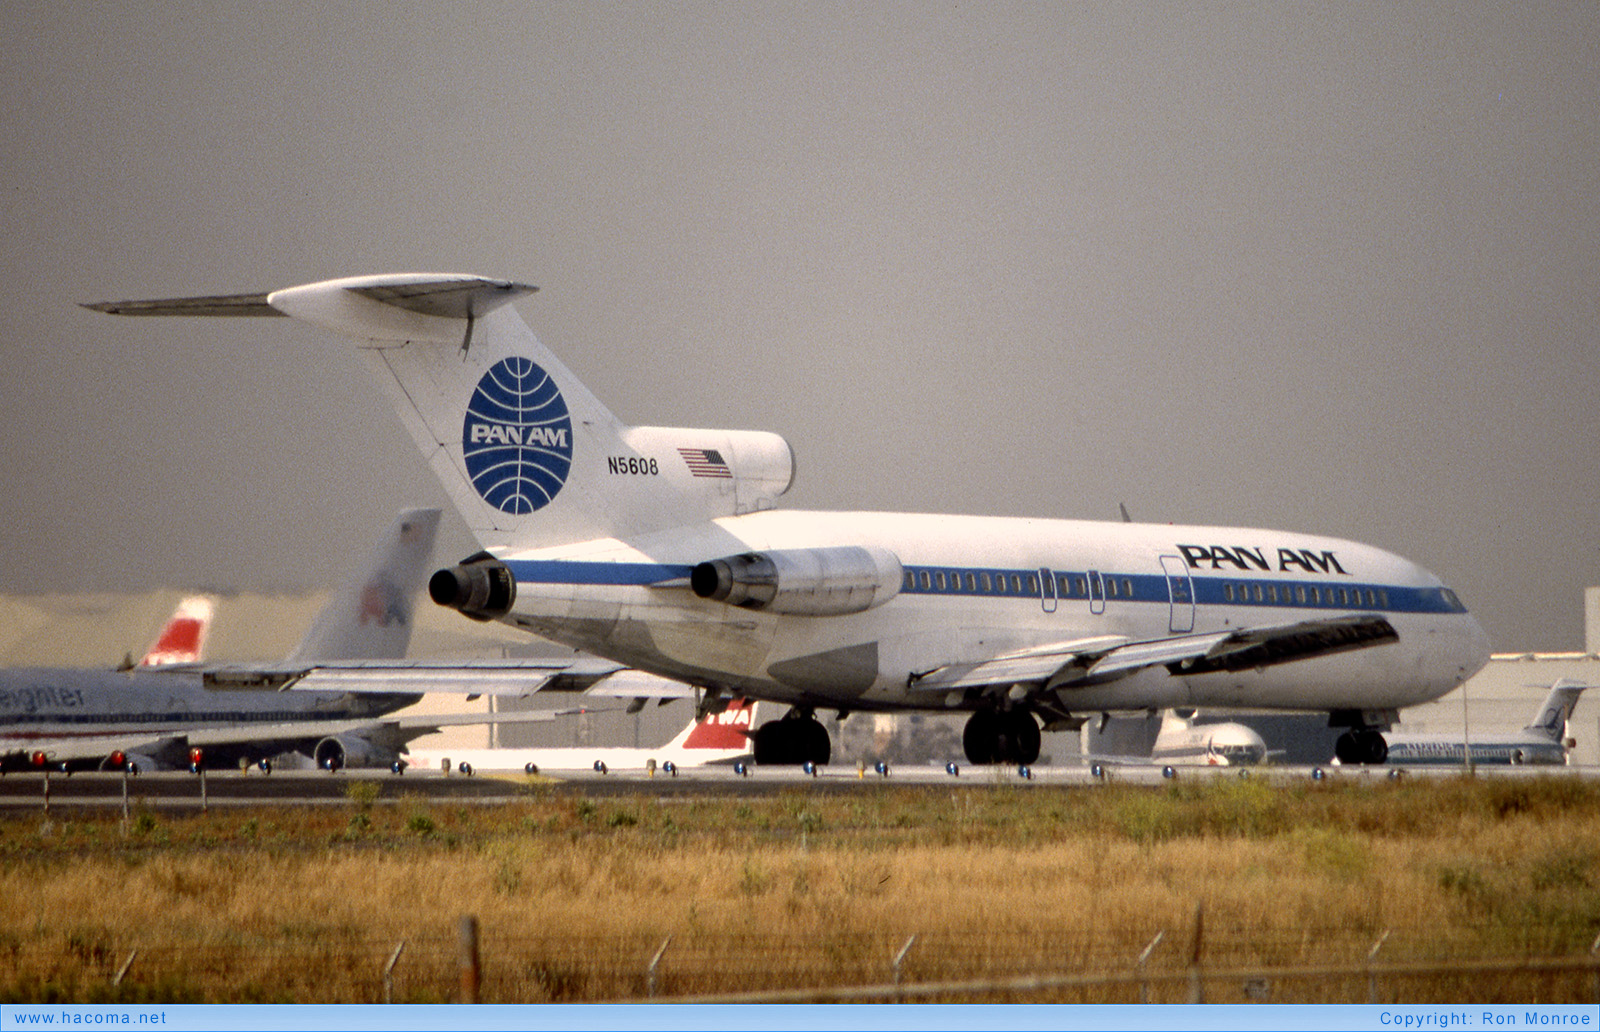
662, 760, 677, 776
458, 761, 474, 776
31, 752, 47, 768
259, 759, 273, 775
802, 761, 817, 777
1312, 767, 1325, 781
945, 762, 960, 777
1017, 765, 1033, 780
1090, 763, 1105, 779
874, 761, 890, 777
524, 762, 539, 775
593, 760, 608, 774
734, 761, 749, 777
1162, 765, 1177, 779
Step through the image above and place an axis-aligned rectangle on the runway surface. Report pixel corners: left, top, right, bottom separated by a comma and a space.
0, 760, 1592, 810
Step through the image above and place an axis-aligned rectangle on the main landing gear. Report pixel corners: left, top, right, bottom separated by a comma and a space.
962, 709, 1041, 766
1334, 729, 1389, 765
752, 709, 831, 766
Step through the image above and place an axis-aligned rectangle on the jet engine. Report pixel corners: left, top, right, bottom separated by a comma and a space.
429, 552, 515, 621
690, 546, 902, 616
312, 734, 400, 771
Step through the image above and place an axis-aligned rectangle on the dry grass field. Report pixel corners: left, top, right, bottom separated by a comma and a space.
3, 774, 1598, 1004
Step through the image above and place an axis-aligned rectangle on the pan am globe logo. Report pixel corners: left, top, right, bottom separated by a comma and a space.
462, 357, 573, 514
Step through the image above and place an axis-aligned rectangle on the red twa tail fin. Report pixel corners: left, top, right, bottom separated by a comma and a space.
679, 698, 756, 750
138, 596, 214, 667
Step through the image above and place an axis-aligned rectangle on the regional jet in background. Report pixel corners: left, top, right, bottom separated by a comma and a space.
1372, 680, 1590, 767
1148, 710, 1270, 767
0, 508, 584, 773
405, 697, 759, 776
89, 273, 1492, 766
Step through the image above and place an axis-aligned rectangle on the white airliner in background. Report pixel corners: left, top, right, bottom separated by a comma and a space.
1373, 680, 1589, 766
1, 509, 581, 773
89, 273, 1492, 766
406, 697, 758, 776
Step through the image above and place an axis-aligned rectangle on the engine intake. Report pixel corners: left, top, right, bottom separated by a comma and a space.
429, 553, 515, 621
690, 546, 902, 616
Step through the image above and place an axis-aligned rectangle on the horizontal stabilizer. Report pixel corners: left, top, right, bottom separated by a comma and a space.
82, 293, 282, 317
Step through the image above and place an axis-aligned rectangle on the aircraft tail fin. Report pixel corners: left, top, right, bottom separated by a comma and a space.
286, 508, 441, 662
1522, 680, 1590, 741
672, 697, 757, 751
137, 595, 215, 666
89, 274, 794, 552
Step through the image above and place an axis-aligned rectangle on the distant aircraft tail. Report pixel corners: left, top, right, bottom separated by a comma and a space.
285, 508, 441, 662
1522, 680, 1590, 742
671, 697, 757, 751
136, 595, 214, 666
89, 275, 795, 553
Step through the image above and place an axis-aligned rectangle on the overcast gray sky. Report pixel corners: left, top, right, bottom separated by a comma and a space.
1, 2, 1596, 652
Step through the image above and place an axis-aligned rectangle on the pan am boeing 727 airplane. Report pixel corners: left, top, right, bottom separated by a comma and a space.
89, 273, 1491, 766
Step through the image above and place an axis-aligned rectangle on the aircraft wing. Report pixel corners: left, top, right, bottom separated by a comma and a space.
910, 614, 1398, 693
6, 707, 595, 771
204, 657, 625, 695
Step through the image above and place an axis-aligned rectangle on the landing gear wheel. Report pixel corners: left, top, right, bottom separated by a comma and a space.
1334, 730, 1389, 765
752, 713, 831, 766
963, 710, 1041, 765
963, 710, 1001, 764
1000, 710, 1041, 766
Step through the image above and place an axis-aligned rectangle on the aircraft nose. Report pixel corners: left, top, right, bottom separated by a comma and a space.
1458, 612, 1493, 681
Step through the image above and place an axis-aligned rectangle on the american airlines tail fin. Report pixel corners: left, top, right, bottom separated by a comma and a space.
137, 596, 214, 666
286, 508, 441, 662
1522, 680, 1589, 742
89, 275, 794, 552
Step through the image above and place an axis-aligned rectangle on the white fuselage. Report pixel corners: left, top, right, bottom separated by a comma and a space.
489, 510, 1490, 717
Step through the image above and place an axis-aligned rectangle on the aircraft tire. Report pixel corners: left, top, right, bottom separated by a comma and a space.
1362, 731, 1389, 765
1004, 711, 1042, 766
1334, 732, 1362, 765
962, 711, 1001, 764
753, 716, 831, 766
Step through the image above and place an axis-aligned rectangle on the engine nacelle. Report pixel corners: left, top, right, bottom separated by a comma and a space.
429, 552, 515, 621
690, 546, 902, 616
313, 734, 400, 771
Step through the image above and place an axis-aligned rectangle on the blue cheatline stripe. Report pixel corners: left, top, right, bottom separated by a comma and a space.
498, 558, 1468, 616
503, 559, 695, 586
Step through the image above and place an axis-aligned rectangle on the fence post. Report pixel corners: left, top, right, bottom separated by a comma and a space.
1136, 930, 1165, 1003
383, 940, 405, 1004
1590, 931, 1600, 1005
647, 935, 672, 998
458, 915, 481, 1004
1366, 930, 1391, 1004
892, 935, 917, 1000
111, 949, 137, 987
1187, 902, 1205, 1004
42, 767, 50, 817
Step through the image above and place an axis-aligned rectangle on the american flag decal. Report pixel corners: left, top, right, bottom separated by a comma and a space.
679, 447, 732, 478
